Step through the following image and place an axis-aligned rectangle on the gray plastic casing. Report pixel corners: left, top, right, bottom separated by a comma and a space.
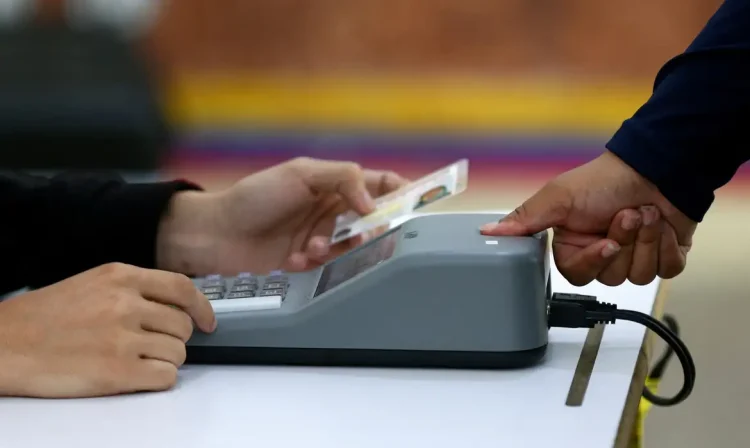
187, 213, 551, 355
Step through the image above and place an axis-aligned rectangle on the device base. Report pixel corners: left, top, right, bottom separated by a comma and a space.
185, 345, 547, 369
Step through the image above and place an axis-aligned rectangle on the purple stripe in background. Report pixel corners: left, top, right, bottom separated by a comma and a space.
169, 129, 750, 179
172, 131, 609, 161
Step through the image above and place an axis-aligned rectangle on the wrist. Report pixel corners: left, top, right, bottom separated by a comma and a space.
606, 127, 710, 223
156, 190, 224, 275
600, 150, 695, 223
0, 299, 36, 396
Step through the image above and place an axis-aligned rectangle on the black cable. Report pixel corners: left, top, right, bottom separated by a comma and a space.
547, 293, 695, 407
649, 314, 679, 380
612, 309, 694, 406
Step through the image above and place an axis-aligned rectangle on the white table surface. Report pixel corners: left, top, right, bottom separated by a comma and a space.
0, 211, 659, 448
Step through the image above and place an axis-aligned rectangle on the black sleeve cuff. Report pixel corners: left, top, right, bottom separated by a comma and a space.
27, 178, 203, 288
606, 120, 714, 223
90, 179, 204, 271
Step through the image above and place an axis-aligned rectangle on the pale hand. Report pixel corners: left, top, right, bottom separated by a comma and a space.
0, 263, 215, 398
156, 157, 409, 276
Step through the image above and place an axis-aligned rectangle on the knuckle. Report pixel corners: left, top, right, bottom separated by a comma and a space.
287, 156, 313, 172
509, 204, 526, 220
156, 365, 179, 389
383, 170, 407, 189
605, 278, 625, 287
658, 257, 685, 279
343, 161, 364, 178
97, 262, 133, 280
535, 183, 574, 220
111, 293, 142, 320
569, 278, 591, 287
385, 170, 401, 179
170, 272, 197, 295
174, 343, 187, 366
178, 313, 195, 342
138, 360, 179, 391
659, 267, 682, 279
565, 274, 592, 287
597, 274, 624, 287
630, 275, 652, 286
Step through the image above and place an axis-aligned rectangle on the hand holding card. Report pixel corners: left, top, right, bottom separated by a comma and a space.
330, 159, 469, 245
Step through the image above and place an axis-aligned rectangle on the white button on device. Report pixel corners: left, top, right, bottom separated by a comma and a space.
485, 240, 499, 245
211, 296, 283, 314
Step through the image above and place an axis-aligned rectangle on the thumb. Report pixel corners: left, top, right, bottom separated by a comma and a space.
290, 157, 376, 215
480, 184, 572, 236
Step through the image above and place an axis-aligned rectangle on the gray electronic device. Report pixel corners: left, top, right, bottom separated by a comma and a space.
186, 213, 551, 369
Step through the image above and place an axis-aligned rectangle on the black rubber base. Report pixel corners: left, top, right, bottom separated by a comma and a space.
185, 344, 547, 370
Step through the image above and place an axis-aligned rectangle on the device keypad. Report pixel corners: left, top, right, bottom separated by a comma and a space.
226, 291, 254, 299
259, 288, 283, 296
201, 279, 224, 288
196, 271, 288, 312
201, 286, 223, 295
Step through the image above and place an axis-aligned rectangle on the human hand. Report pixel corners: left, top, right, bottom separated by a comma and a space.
0, 263, 215, 398
480, 151, 697, 286
156, 157, 409, 276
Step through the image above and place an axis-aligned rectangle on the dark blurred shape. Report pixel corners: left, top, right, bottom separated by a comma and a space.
0, 23, 171, 171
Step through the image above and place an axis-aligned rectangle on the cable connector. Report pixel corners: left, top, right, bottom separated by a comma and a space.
548, 292, 617, 328
546, 292, 696, 407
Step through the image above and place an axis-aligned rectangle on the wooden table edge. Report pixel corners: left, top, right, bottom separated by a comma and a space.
613, 279, 671, 448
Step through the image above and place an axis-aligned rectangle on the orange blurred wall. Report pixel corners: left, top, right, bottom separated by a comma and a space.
143, 0, 723, 78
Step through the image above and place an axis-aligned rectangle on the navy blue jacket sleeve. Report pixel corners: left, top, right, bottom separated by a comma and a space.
0, 171, 201, 295
606, 0, 750, 222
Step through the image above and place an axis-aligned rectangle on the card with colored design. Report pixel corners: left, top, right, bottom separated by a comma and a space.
330, 159, 469, 245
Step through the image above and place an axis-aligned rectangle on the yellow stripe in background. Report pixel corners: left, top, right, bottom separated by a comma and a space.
166, 74, 652, 134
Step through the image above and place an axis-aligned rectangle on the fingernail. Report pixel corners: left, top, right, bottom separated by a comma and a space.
211, 318, 218, 332
481, 221, 514, 233
480, 223, 499, 232
601, 242, 620, 258
621, 212, 641, 230
640, 206, 658, 226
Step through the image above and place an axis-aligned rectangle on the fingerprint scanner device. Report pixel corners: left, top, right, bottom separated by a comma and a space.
186, 213, 551, 369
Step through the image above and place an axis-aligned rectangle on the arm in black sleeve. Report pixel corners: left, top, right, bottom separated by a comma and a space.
606, 0, 750, 222
0, 171, 202, 295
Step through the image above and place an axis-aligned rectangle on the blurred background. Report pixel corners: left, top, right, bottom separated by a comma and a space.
1, 0, 748, 446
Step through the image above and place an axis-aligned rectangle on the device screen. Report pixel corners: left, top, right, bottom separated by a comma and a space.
313, 227, 400, 297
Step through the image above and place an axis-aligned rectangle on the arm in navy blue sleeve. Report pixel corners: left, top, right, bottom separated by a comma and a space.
606, 0, 750, 222
0, 171, 202, 295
